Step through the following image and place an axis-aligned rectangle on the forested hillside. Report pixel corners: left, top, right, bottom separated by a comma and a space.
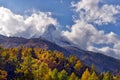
0, 46, 120, 80
0, 35, 120, 73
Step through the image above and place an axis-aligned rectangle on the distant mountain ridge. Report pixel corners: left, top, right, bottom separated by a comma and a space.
0, 34, 120, 73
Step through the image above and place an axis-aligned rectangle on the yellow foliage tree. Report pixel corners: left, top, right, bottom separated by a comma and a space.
88, 71, 99, 80
0, 69, 7, 80
81, 68, 90, 80
74, 60, 83, 71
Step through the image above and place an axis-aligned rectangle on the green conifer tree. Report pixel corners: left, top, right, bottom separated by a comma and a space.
103, 71, 113, 80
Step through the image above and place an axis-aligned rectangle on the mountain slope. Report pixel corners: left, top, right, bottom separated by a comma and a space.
64, 46, 120, 73
0, 35, 71, 56
0, 35, 120, 73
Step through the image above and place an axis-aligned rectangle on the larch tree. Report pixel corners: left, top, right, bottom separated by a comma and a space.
88, 71, 99, 80
81, 68, 91, 80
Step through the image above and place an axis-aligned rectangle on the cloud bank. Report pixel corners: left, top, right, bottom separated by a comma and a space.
0, 7, 58, 38
62, 0, 120, 59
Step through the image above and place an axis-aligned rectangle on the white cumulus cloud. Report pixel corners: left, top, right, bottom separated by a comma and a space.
62, 0, 120, 59
72, 0, 120, 25
0, 7, 58, 38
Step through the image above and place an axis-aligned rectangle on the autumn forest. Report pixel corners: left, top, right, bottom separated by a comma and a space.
0, 46, 120, 80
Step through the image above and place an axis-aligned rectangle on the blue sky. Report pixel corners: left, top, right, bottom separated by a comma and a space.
0, 0, 119, 28
0, 0, 75, 27
0, 0, 120, 59
0, 0, 119, 32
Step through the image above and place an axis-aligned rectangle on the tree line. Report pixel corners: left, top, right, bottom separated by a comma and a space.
0, 46, 120, 80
